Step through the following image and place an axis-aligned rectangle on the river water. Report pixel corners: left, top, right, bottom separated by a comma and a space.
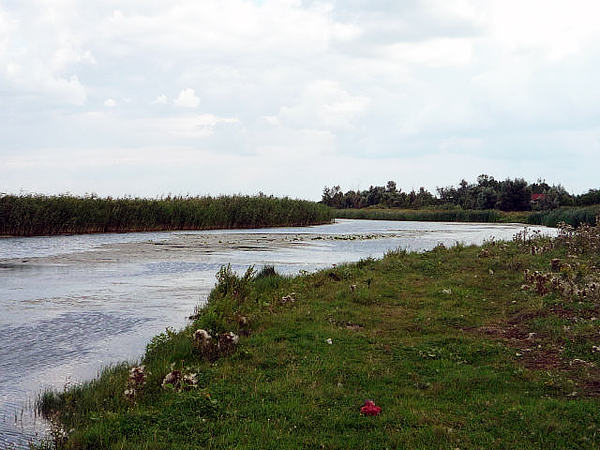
0, 219, 556, 448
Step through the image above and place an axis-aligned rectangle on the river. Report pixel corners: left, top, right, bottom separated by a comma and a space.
0, 219, 556, 448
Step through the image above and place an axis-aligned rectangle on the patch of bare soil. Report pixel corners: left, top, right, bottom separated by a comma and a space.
468, 322, 600, 397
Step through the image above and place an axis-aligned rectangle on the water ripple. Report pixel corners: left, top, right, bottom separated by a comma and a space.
0, 311, 152, 384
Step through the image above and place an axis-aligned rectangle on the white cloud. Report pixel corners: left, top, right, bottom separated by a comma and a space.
159, 114, 239, 137
173, 88, 200, 108
262, 115, 280, 126
152, 94, 169, 104
278, 80, 371, 130
489, 0, 598, 62
2, 0, 600, 198
387, 38, 473, 67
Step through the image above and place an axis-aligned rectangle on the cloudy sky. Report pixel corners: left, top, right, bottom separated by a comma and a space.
1, 0, 599, 200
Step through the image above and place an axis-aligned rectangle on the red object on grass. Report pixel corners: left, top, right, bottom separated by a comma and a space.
360, 400, 382, 416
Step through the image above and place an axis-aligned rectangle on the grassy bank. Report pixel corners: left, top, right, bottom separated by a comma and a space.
334, 206, 600, 228
38, 223, 600, 449
0, 194, 333, 237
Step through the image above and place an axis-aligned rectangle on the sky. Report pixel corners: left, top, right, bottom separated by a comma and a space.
1, 0, 599, 201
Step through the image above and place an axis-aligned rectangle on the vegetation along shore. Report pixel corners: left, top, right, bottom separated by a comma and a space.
324, 175, 600, 228
5, 174, 600, 238
38, 219, 600, 449
0, 194, 333, 237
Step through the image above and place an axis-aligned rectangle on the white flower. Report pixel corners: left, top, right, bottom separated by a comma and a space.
193, 329, 212, 346
219, 331, 239, 346
183, 373, 198, 386
123, 389, 135, 399
161, 370, 181, 389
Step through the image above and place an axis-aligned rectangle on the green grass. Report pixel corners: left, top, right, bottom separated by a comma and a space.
37, 224, 600, 449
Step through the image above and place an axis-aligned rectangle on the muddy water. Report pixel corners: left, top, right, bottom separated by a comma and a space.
0, 219, 556, 448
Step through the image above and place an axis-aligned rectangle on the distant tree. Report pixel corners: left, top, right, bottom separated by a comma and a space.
476, 187, 499, 210
436, 186, 458, 205
325, 176, 577, 211
413, 187, 436, 208
577, 189, 600, 206
477, 174, 498, 189
321, 185, 343, 208
497, 178, 531, 211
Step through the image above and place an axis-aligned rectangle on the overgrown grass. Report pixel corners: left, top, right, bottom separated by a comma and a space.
37, 223, 600, 449
0, 194, 333, 237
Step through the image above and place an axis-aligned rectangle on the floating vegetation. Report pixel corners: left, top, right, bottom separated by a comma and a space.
312, 234, 382, 241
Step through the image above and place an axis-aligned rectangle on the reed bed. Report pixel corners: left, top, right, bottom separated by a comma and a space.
527, 205, 600, 228
333, 208, 503, 223
334, 207, 600, 228
0, 194, 333, 237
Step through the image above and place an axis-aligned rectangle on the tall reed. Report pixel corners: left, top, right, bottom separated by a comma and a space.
333, 208, 503, 223
0, 194, 333, 237
526, 206, 600, 227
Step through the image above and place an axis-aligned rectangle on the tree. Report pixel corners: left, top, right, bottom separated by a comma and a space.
321, 185, 343, 208
497, 178, 531, 211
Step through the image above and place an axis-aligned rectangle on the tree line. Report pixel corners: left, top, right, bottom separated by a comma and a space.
322, 175, 596, 212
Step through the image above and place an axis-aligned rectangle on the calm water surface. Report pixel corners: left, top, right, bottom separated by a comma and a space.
0, 219, 556, 448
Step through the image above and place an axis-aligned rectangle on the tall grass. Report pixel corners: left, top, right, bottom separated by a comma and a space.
0, 194, 333, 236
527, 205, 600, 227
334, 206, 600, 228
333, 208, 503, 223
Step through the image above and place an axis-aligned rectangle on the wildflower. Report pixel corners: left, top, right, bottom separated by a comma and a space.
281, 293, 296, 305
360, 400, 382, 416
182, 373, 199, 389
161, 370, 181, 390
193, 329, 212, 347
219, 331, 239, 347
129, 365, 146, 385
325, 338, 333, 345
124, 365, 147, 401
123, 389, 135, 400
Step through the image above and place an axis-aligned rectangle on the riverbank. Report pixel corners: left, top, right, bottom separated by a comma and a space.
38, 222, 600, 449
2, 220, 546, 449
